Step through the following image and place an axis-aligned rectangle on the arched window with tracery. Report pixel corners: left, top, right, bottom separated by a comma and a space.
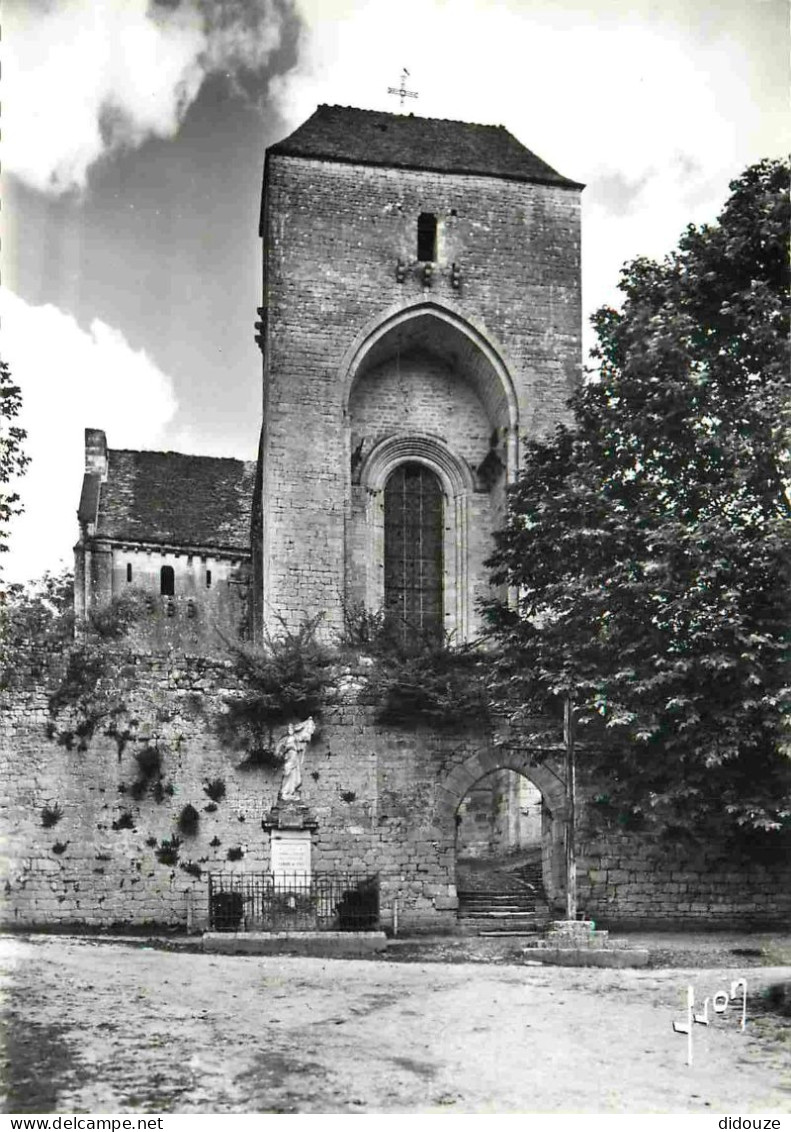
384, 463, 443, 642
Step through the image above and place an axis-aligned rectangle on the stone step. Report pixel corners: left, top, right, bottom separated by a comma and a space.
456, 862, 550, 935
523, 930, 612, 951
456, 875, 545, 895
460, 904, 545, 914
458, 887, 538, 897
458, 890, 542, 900
456, 914, 549, 936
460, 903, 546, 912
460, 908, 550, 919
458, 896, 548, 909
477, 930, 548, 938
461, 903, 539, 910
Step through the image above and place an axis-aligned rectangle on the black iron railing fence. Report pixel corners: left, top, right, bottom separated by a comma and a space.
208, 871, 380, 933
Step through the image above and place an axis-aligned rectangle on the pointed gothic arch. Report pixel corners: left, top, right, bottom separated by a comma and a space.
342, 301, 521, 642
340, 299, 520, 478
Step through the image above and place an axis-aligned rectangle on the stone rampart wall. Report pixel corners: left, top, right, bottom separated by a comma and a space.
2, 649, 788, 932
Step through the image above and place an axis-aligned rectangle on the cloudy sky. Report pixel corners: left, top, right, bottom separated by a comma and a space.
2, 0, 788, 582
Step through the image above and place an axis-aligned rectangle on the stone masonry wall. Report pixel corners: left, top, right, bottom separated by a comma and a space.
259, 155, 582, 635
576, 825, 791, 931
0, 650, 468, 933
349, 352, 492, 469
2, 649, 788, 932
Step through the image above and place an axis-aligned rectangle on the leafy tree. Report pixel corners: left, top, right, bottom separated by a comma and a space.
0, 569, 75, 689
0, 359, 29, 567
485, 158, 790, 840
1, 571, 150, 755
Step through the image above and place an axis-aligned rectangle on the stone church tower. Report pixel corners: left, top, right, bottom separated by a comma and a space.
75, 105, 582, 650
254, 105, 582, 642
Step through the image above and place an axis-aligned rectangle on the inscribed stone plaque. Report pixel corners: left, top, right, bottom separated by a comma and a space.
270, 830, 312, 879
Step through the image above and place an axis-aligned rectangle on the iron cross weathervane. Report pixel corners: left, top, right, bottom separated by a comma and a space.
388, 68, 418, 111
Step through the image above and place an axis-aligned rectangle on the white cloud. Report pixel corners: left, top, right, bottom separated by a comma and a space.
1, 290, 178, 582
4, 0, 285, 195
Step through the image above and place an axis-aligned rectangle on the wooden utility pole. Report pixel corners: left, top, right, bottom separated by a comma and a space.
564, 694, 577, 920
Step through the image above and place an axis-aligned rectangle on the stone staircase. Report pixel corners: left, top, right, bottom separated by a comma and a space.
456, 854, 551, 935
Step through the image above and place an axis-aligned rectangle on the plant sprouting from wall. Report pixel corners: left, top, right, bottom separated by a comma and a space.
177, 803, 200, 836
340, 601, 493, 730
363, 632, 492, 731
203, 778, 226, 803
218, 614, 333, 760
40, 803, 63, 828
337, 601, 389, 653
155, 836, 181, 866
128, 744, 163, 800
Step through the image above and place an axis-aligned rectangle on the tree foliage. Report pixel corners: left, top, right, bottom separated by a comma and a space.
0, 569, 75, 678
1, 571, 149, 754
485, 158, 790, 839
0, 359, 29, 569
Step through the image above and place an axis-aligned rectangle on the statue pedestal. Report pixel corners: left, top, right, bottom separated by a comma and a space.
263, 801, 317, 832
263, 802, 317, 882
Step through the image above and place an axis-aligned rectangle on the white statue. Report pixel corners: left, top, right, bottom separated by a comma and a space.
275, 717, 316, 801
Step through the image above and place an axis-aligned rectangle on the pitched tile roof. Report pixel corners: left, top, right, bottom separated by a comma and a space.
268, 105, 582, 188
94, 449, 255, 554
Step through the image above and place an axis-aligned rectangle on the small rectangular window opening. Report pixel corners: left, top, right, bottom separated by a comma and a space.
417, 213, 437, 262
160, 565, 175, 597
206, 569, 212, 589
126, 563, 132, 583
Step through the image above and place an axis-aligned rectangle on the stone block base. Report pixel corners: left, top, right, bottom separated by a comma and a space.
523, 947, 650, 968
203, 931, 387, 957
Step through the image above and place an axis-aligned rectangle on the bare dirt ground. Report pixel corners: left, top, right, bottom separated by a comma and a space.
0, 934, 789, 1115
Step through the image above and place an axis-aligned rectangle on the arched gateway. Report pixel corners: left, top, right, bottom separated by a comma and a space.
437, 750, 568, 908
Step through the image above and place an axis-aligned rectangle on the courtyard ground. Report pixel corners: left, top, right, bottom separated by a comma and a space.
0, 933, 789, 1114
